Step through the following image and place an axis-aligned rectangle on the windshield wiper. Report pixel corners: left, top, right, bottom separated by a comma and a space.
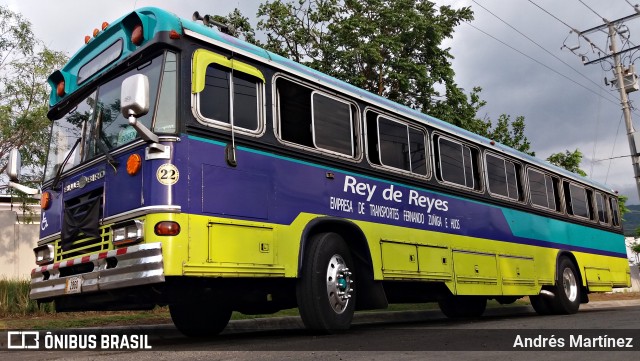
52, 138, 81, 191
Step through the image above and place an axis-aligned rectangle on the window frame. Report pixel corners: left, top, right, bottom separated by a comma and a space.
564, 180, 592, 221
192, 49, 266, 137
594, 191, 610, 225
362, 107, 430, 179
433, 133, 483, 192
609, 196, 621, 228
526, 167, 563, 213
484, 151, 523, 203
273, 74, 361, 162
310, 90, 355, 158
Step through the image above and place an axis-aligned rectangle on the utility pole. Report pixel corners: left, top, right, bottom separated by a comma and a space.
574, 13, 640, 199
608, 22, 640, 199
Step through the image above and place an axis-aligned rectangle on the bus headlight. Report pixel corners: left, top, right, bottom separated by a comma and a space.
34, 244, 54, 265
112, 220, 144, 246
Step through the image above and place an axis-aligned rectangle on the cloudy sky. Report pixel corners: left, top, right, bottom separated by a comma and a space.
3, 0, 640, 202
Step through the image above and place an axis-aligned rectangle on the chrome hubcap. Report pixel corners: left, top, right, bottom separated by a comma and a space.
326, 254, 353, 314
562, 267, 578, 302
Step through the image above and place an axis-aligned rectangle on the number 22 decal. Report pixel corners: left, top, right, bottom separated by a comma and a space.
156, 164, 179, 185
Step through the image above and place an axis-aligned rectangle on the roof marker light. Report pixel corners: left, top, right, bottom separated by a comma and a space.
84, 35, 91, 44
93, 28, 99, 38
56, 80, 65, 97
131, 24, 144, 46
102, 22, 109, 30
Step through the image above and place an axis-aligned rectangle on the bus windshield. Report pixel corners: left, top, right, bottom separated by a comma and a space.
43, 51, 176, 182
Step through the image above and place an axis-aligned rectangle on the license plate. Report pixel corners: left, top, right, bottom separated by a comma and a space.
65, 276, 82, 294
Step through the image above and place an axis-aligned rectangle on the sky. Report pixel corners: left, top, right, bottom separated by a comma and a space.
3, 0, 640, 203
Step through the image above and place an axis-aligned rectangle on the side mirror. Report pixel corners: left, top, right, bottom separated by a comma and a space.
5, 149, 38, 195
7, 149, 21, 182
120, 74, 158, 144
121, 74, 149, 118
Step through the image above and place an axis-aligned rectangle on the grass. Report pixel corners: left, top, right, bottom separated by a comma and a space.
0, 279, 54, 318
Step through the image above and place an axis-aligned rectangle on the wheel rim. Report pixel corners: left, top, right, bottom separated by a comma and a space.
562, 267, 578, 302
326, 254, 353, 314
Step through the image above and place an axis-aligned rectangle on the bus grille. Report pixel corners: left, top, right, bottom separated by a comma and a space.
55, 226, 111, 261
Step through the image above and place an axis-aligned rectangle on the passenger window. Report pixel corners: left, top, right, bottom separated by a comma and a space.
595, 192, 609, 224
378, 117, 410, 171
564, 182, 590, 219
277, 78, 357, 157
312, 92, 354, 156
486, 153, 520, 201
610, 197, 621, 227
437, 136, 478, 189
528, 169, 560, 211
366, 112, 427, 175
199, 65, 260, 131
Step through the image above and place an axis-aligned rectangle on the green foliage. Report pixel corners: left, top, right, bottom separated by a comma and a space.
0, 278, 54, 316
0, 5, 67, 190
632, 241, 640, 263
212, 1, 533, 153
546, 149, 587, 177
619, 194, 629, 219
210, 8, 259, 45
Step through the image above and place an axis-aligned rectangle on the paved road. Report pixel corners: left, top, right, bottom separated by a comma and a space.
4, 300, 640, 360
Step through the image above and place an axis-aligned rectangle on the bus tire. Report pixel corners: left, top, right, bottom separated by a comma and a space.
438, 295, 486, 318
169, 302, 232, 337
549, 257, 580, 314
296, 232, 356, 333
529, 295, 554, 315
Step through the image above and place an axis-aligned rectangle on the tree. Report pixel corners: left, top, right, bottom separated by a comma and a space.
631, 240, 640, 265
213, 1, 533, 153
630, 228, 640, 264
210, 8, 259, 45
0, 6, 67, 189
546, 149, 587, 177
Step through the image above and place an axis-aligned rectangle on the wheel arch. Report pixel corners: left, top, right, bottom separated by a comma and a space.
298, 217, 373, 278
554, 249, 589, 303
297, 217, 387, 310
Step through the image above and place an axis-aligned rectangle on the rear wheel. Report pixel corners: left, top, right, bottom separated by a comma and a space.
170, 301, 232, 337
296, 232, 356, 333
530, 295, 554, 315
549, 257, 580, 314
438, 295, 486, 318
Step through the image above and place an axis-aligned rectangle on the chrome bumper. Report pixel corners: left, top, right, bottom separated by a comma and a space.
30, 242, 165, 300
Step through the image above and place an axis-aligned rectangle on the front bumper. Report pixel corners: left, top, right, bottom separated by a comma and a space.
30, 242, 164, 300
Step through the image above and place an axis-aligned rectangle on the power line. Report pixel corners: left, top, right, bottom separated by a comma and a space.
471, 0, 619, 104
577, 0, 605, 20
528, 0, 608, 55
464, 22, 634, 109
527, 0, 577, 31
625, 0, 640, 13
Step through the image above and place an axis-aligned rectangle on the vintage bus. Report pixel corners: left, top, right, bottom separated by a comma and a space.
6, 7, 630, 336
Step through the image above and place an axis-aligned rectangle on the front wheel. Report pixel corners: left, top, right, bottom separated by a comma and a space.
170, 301, 232, 337
296, 232, 356, 333
438, 295, 486, 318
529, 295, 554, 315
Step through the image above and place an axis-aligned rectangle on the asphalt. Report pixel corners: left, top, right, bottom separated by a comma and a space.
95, 298, 640, 334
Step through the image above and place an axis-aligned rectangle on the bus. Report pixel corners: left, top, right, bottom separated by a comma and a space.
6, 7, 630, 336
